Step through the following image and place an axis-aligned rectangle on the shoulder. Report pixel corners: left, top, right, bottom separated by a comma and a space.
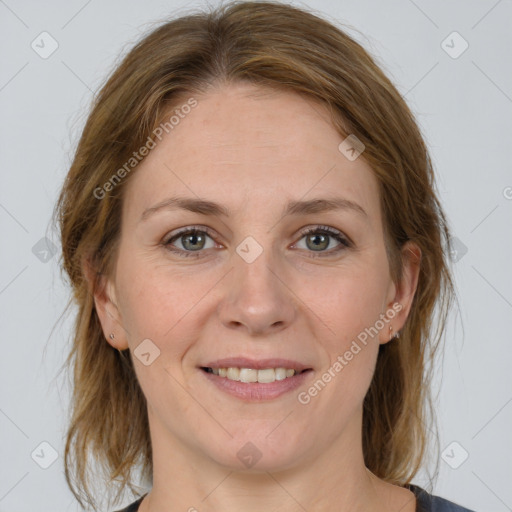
112, 494, 146, 512
407, 483, 477, 512
112, 487, 479, 512
428, 494, 477, 512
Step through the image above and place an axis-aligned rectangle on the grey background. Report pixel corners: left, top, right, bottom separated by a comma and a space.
1, 0, 511, 511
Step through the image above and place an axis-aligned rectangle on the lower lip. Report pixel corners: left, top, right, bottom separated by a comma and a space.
200, 368, 313, 401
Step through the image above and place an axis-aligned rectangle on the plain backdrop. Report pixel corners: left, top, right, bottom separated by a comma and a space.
0, 0, 511, 511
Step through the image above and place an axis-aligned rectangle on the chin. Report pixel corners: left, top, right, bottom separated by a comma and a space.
203, 430, 306, 473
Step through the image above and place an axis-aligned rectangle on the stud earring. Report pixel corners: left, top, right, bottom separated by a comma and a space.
389, 326, 400, 341
108, 332, 125, 354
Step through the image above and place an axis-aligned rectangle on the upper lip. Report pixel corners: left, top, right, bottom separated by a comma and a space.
201, 357, 313, 372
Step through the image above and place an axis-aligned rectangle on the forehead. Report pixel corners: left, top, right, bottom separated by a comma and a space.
121, 82, 381, 225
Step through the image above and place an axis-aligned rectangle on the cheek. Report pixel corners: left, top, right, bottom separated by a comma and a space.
115, 253, 217, 359
297, 262, 390, 342
294, 261, 388, 396
299, 277, 383, 419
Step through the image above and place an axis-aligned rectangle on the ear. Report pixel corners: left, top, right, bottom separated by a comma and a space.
82, 255, 129, 350
379, 241, 421, 344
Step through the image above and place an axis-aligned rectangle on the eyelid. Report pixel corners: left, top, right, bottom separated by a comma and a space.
163, 224, 352, 257
164, 224, 350, 243
297, 224, 352, 245
292, 225, 352, 257
163, 224, 218, 244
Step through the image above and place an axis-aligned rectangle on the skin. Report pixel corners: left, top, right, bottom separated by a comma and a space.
90, 82, 421, 512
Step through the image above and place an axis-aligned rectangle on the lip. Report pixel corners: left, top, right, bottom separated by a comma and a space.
200, 366, 314, 401
200, 357, 313, 372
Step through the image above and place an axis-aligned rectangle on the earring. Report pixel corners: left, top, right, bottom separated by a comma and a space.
108, 332, 125, 354
389, 326, 400, 341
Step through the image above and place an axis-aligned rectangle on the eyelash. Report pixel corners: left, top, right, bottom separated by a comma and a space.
162, 225, 351, 259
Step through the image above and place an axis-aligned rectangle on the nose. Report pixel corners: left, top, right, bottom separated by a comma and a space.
217, 245, 297, 337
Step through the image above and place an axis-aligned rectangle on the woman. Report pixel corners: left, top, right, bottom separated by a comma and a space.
55, 1, 476, 511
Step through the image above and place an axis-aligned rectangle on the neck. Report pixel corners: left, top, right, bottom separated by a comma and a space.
138, 406, 396, 512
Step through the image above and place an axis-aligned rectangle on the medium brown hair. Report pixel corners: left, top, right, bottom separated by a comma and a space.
54, 1, 455, 509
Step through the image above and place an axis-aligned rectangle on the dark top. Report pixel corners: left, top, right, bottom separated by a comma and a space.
114, 483, 476, 511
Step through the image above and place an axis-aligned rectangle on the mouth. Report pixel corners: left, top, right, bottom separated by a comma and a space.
198, 360, 314, 401
200, 366, 312, 383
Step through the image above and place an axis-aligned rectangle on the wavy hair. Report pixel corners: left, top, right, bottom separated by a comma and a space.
54, 1, 455, 509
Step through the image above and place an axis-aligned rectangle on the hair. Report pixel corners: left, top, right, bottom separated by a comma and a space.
54, 1, 455, 510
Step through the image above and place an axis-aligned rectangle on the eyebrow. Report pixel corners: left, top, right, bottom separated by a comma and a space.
139, 195, 367, 222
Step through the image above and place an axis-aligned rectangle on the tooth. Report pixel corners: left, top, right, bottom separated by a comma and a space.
226, 367, 240, 381
239, 368, 258, 383
257, 368, 276, 383
274, 368, 287, 381
212, 367, 300, 382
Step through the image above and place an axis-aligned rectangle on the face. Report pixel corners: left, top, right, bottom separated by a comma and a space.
94, 82, 419, 472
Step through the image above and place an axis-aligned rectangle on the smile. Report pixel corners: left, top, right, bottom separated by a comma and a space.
202, 366, 307, 383
199, 367, 314, 401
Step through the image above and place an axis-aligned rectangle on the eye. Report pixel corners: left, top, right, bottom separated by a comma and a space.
294, 225, 351, 257
162, 224, 351, 259
163, 226, 217, 258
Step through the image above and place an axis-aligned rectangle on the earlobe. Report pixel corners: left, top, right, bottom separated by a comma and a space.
81, 256, 129, 350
